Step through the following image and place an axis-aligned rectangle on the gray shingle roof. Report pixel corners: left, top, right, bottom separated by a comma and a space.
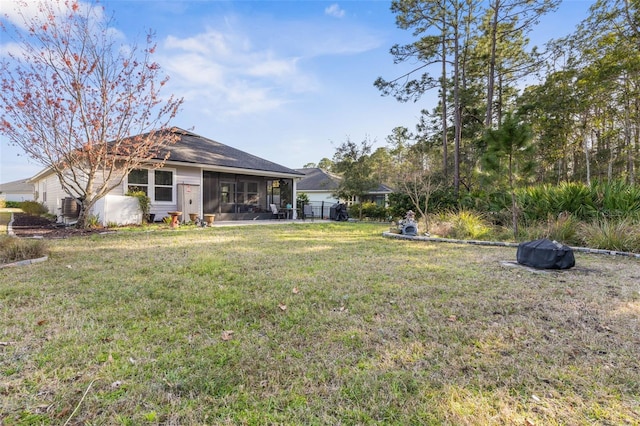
295, 168, 393, 194
295, 168, 341, 191
370, 183, 394, 193
159, 129, 303, 176
0, 178, 34, 193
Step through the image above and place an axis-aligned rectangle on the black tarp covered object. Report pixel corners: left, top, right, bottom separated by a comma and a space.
517, 238, 575, 269
331, 203, 349, 221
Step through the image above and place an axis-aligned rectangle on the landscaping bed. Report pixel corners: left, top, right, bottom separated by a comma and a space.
9, 213, 107, 239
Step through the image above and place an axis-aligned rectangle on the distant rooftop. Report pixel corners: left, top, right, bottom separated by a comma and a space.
295, 168, 341, 191
0, 178, 34, 193
295, 168, 393, 193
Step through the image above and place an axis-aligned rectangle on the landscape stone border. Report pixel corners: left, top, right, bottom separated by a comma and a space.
0, 256, 49, 269
382, 232, 640, 259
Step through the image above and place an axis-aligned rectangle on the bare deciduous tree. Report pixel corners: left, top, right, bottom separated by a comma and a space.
1, 0, 183, 228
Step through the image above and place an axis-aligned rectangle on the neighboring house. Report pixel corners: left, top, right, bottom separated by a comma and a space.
296, 167, 394, 217
295, 167, 342, 206
29, 128, 305, 224
361, 183, 395, 206
0, 179, 35, 202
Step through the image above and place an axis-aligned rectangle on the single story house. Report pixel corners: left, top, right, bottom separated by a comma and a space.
29, 128, 305, 225
0, 179, 35, 202
295, 167, 342, 206
296, 167, 394, 218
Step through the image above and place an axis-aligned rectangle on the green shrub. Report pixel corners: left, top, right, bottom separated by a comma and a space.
296, 193, 310, 211
516, 183, 596, 222
515, 180, 640, 223
0, 199, 5, 209
86, 214, 101, 229
426, 210, 494, 240
0, 236, 49, 264
580, 219, 640, 253
348, 202, 389, 221
387, 187, 458, 219
555, 182, 597, 220
455, 211, 491, 240
126, 190, 151, 221
516, 185, 552, 223
387, 193, 413, 218
592, 180, 640, 220
19, 201, 48, 216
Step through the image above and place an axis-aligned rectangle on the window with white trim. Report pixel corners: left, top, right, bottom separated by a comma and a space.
127, 169, 175, 203
128, 169, 149, 195
154, 170, 173, 202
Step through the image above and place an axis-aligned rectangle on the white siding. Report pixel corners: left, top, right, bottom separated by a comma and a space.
175, 166, 201, 185
32, 165, 208, 223
126, 165, 202, 222
303, 191, 339, 205
34, 174, 68, 220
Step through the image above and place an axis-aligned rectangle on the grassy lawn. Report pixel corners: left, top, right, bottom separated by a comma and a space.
1, 222, 639, 425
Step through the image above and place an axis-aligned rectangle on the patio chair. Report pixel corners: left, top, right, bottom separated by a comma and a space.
270, 204, 286, 219
303, 204, 314, 221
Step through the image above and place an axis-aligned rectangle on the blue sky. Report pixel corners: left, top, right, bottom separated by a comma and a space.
0, 0, 593, 183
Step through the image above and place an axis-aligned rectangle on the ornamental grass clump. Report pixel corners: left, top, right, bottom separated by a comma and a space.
450, 210, 492, 240
0, 235, 48, 264
516, 213, 581, 246
580, 219, 640, 253
427, 210, 494, 240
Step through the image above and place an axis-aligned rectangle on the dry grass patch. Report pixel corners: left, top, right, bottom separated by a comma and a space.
0, 236, 48, 265
1, 223, 639, 425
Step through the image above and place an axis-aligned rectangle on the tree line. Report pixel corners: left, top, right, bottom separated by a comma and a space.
309, 0, 638, 231
369, 0, 639, 200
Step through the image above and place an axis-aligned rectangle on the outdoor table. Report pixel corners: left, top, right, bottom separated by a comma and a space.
284, 208, 300, 219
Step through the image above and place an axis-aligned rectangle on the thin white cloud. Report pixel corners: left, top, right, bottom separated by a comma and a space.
247, 56, 299, 78
165, 31, 231, 57
159, 25, 320, 118
0, 41, 24, 57
324, 4, 345, 19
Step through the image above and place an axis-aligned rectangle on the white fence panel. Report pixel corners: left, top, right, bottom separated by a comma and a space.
92, 195, 141, 226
